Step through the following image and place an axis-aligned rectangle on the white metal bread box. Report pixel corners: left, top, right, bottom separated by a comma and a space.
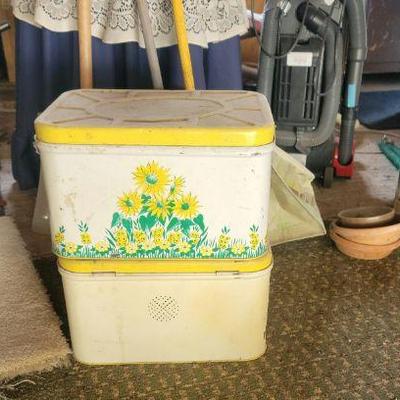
36, 89, 275, 364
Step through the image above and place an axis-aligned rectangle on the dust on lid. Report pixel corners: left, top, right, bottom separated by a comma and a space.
35, 89, 275, 147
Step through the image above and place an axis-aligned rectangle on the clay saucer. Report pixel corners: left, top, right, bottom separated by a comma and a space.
338, 206, 395, 228
329, 229, 400, 260
330, 216, 400, 246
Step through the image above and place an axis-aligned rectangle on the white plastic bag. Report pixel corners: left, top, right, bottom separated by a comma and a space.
269, 147, 326, 246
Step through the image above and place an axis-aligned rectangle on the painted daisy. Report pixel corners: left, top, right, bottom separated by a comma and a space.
142, 239, 155, 251
159, 239, 170, 250
178, 241, 191, 254
125, 243, 138, 255
231, 242, 245, 256
95, 240, 110, 253
200, 245, 213, 257
65, 242, 77, 254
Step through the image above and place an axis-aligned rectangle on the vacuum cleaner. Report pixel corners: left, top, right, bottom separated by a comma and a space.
255, 0, 368, 187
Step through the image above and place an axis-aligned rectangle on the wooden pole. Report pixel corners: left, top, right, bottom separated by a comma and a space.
0, 8, 16, 84
137, 0, 164, 89
78, 0, 93, 89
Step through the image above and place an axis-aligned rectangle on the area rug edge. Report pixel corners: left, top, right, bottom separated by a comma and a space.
0, 216, 71, 382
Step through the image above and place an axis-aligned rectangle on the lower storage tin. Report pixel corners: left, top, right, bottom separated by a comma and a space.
58, 253, 273, 364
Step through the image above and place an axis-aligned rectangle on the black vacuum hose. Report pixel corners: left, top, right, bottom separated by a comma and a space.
338, 0, 368, 165
257, 6, 281, 103
296, 2, 336, 94
339, 107, 356, 163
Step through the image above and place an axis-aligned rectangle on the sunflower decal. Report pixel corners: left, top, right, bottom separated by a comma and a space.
118, 192, 142, 216
148, 197, 173, 220
133, 161, 170, 196
174, 193, 199, 219
53, 161, 268, 259
169, 176, 185, 199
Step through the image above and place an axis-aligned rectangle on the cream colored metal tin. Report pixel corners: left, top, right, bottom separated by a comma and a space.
35, 89, 275, 262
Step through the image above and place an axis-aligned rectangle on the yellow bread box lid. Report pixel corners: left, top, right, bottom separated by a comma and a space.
58, 251, 273, 274
35, 89, 275, 147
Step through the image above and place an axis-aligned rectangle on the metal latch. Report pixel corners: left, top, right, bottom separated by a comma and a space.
91, 271, 117, 277
215, 271, 240, 277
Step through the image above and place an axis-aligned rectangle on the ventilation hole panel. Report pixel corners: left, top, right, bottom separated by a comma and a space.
148, 296, 180, 322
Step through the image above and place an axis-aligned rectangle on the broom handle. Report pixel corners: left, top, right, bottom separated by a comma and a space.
171, 0, 195, 90
137, 0, 164, 89
78, 0, 93, 89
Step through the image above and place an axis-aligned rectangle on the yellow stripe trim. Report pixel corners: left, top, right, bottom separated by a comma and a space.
57, 251, 273, 274
35, 123, 275, 147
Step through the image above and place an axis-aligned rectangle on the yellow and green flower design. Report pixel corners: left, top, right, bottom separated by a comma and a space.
53, 161, 268, 259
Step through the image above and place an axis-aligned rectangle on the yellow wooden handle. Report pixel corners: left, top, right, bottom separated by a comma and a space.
171, 0, 195, 90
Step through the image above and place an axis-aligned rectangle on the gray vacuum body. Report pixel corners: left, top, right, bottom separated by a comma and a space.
257, 0, 368, 181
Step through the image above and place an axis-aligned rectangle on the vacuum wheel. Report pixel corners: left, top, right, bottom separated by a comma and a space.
323, 166, 334, 188
305, 134, 335, 179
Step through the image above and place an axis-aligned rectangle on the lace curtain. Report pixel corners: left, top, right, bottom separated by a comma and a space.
12, 0, 249, 47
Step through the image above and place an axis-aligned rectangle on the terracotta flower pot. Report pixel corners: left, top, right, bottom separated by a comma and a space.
338, 206, 395, 228
330, 217, 400, 246
329, 229, 400, 260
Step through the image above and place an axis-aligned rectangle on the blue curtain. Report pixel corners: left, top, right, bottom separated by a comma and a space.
13, 19, 243, 190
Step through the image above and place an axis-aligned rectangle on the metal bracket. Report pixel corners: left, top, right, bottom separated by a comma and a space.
0, 21, 10, 34
277, 0, 292, 16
